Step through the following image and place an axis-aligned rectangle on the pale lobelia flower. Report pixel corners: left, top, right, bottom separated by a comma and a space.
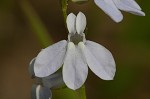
34, 12, 116, 90
94, 0, 145, 22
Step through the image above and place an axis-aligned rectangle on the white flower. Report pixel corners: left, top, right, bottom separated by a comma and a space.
94, 0, 145, 22
34, 12, 116, 90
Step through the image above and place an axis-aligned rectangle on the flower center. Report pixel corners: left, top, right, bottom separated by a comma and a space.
68, 33, 85, 44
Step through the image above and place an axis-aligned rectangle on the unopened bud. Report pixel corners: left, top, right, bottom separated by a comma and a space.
29, 58, 36, 78
31, 84, 52, 99
42, 72, 65, 89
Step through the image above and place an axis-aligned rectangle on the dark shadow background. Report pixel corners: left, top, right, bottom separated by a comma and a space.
0, 0, 150, 99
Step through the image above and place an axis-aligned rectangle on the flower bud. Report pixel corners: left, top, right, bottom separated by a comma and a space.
42, 72, 65, 89
29, 58, 36, 78
31, 84, 52, 99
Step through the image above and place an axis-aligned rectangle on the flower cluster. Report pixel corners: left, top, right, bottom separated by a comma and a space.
29, 1, 145, 99
33, 12, 116, 90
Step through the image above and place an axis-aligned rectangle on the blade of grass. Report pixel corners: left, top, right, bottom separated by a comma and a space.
20, 0, 52, 47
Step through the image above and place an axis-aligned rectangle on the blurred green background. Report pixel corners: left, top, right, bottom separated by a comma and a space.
0, 0, 150, 99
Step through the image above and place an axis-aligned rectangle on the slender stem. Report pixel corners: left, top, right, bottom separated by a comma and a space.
60, 0, 68, 24
76, 85, 86, 99
20, 0, 52, 47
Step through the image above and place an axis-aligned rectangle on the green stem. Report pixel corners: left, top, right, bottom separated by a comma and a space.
76, 85, 86, 99
60, 0, 68, 23
20, 0, 52, 47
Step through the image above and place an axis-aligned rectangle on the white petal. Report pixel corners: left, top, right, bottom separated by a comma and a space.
113, 0, 145, 16
123, 0, 142, 10
94, 0, 123, 22
66, 13, 76, 34
63, 42, 88, 90
34, 40, 67, 77
76, 12, 87, 34
79, 40, 116, 80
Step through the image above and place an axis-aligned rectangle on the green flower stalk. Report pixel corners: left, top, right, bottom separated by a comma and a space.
71, 0, 88, 4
